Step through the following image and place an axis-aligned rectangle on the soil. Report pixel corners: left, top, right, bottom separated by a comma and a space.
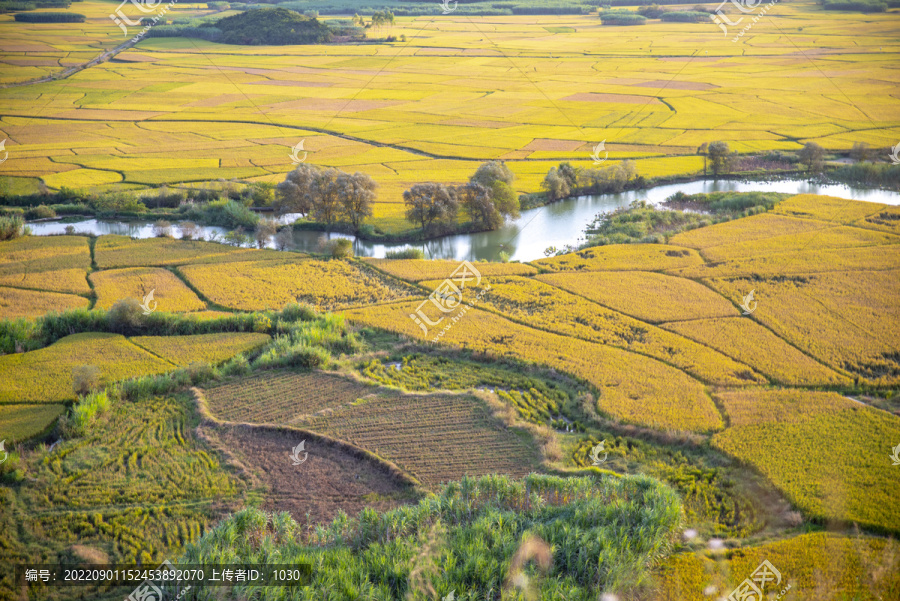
204, 424, 419, 530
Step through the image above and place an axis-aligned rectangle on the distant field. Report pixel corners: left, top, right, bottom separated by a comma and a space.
89, 267, 207, 312
0, 285, 89, 319
1, 3, 898, 232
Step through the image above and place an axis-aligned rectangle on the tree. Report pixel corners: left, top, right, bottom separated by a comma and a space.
798, 142, 825, 174
179, 221, 199, 240
707, 141, 731, 176
490, 181, 520, 219
254, 219, 278, 248
275, 163, 317, 217
470, 160, 515, 188
308, 168, 342, 227
403, 183, 458, 233
457, 183, 501, 229
557, 162, 578, 189
542, 167, 570, 202
274, 227, 293, 251
850, 141, 870, 163
337, 171, 377, 231
697, 142, 709, 176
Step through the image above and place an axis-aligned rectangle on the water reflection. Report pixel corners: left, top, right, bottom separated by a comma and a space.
29, 179, 900, 262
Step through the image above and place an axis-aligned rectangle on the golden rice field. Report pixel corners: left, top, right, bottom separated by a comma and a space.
363, 258, 537, 282
536, 270, 738, 323
94, 235, 286, 268
0, 235, 90, 278
0, 403, 65, 442
1, 3, 898, 231
712, 389, 900, 533
179, 257, 418, 311
658, 532, 900, 601
0, 285, 88, 319
0, 331, 266, 404
89, 266, 207, 312
129, 332, 270, 365
424, 275, 764, 387
662, 317, 849, 386
345, 301, 723, 433
534, 244, 704, 272
706, 270, 900, 386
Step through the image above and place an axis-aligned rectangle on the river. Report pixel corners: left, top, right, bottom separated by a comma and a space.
28, 179, 900, 263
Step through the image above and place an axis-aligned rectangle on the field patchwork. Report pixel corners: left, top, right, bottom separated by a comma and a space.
89, 267, 207, 312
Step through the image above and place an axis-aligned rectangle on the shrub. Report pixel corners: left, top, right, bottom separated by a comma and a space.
659, 10, 709, 21
179, 221, 199, 240
384, 247, 425, 260
64, 390, 110, 437
64, 225, 76, 235
600, 10, 647, 24
0, 215, 26, 241
638, 4, 668, 17
325, 238, 353, 258
25, 204, 56, 219
153, 220, 173, 238
72, 364, 100, 396
280, 302, 317, 322
14, 11, 84, 21
107, 298, 145, 333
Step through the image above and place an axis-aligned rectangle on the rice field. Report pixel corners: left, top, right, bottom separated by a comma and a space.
129, 332, 270, 365
94, 235, 285, 268
1, 3, 898, 232
345, 302, 724, 433
179, 258, 418, 311
89, 266, 207, 312
0, 285, 89, 319
363, 258, 537, 282
712, 389, 900, 533
534, 244, 704, 272
0, 403, 65, 442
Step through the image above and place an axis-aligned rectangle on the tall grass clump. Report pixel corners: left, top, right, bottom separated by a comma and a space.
62, 389, 111, 437
175, 473, 682, 600
385, 247, 425, 259
0, 214, 26, 240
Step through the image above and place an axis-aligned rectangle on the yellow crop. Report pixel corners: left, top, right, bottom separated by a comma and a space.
662, 317, 849, 386
364, 258, 537, 282
179, 258, 418, 311
130, 332, 269, 366
0, 333, 174, 404
658, 533, 900, 601
534, 244, 703, 272
537, 271, 737, 323
0, 236, 91, 278
705, 271, 900, 386
0, 286, 89, 320
772, 194, 889, 225
94, 235, 286, 269
0, 403, 66, 442
345, 302, 723, 433
713, 389, 900, 533
89, 267, 206, 312
424, 276, 764, 387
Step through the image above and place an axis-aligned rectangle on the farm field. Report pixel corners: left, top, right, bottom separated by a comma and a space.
1, 3, 899, 232
0, 0, 898, 592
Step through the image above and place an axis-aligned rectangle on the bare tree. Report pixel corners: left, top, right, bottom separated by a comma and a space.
457, 182, 501, 229
254, 219, 278, 248
309, 168, 342, 227
697, 142, 709, 176
707, 141, 732, 176
275, 163, 318, 217
274, 227, 293, 250
403, 183, 458, 233
798, 142, 826, 174
338, 171, 377, 231
179, 221, 199, 240
850, 141, 870, 163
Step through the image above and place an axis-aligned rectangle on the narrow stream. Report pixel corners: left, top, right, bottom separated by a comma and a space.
28, 179, 899, 262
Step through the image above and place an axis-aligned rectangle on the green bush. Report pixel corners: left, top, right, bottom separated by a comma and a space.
214, 7, 332, 45
659, 9, 709, 21
384, 247, 425, 259
25, 204, 56, 219
325, 237, 353, 258
64, 390, 110, 437
72, 364, 101, 396
14, 11, 83, 21
106, 298, 146, 334
0, 215, 25, 241
600, 10, 647, 24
